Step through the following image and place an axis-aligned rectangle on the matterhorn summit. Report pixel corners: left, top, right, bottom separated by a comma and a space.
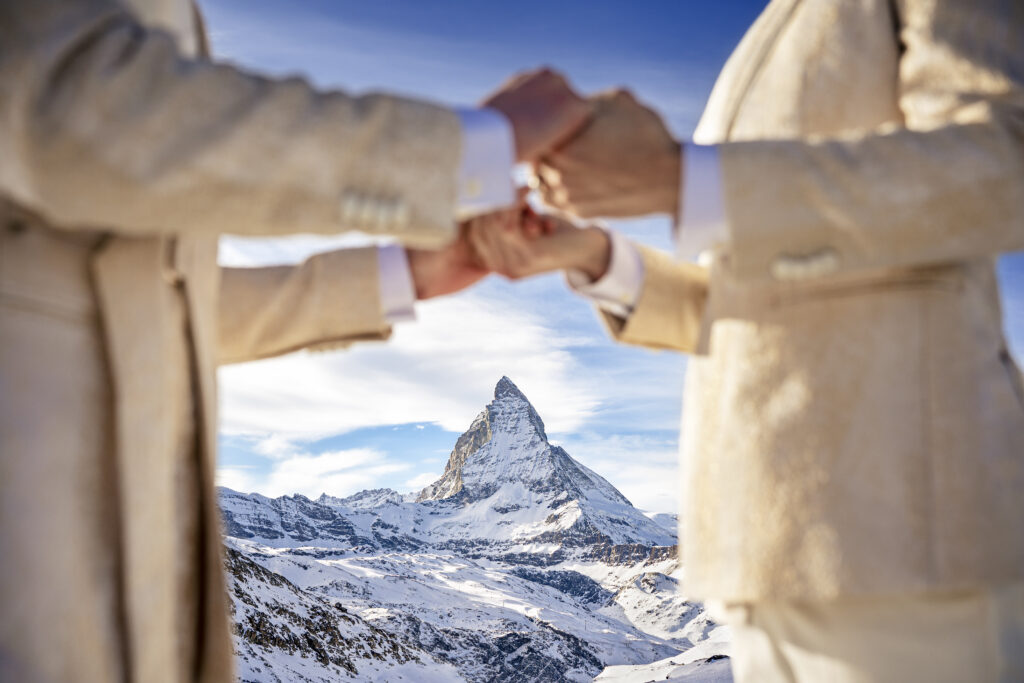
216, 377, 729, 683
222, 376, 675, 553
418, 376, 573, 501
416, 376, 675, 548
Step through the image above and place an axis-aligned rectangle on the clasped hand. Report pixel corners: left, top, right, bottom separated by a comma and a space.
467, 207, 610, 283
408, 67, 680, 299
406, 207, 609, 300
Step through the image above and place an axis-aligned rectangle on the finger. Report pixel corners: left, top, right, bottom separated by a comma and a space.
549, 185, 572, 211
501, 209, 519, 233
495, 220, 536, 278
467, 222, 501, 272
522, 220, 542, 240
521, 211, 545, 239
537, 213, 568, 236
533, 167, 568, 212
480, 68, 541, 104
501, 232, 537, 279
458, 222, 487, 269
537, 163, 563, 188
536, 164, 572, 209
475, 217, 521, 275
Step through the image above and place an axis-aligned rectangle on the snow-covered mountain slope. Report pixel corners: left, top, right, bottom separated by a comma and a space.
595, 651, 732, 683
646, 512, 679, 540
417, 377, 675, 549
227, 546, 461, 683
225, 537, 712, 683
222, 377, 674, 556
221, 377, 730, 682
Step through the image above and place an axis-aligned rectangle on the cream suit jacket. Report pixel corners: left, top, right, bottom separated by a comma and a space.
604, 0, 1024, 602
0, 0, 466, 681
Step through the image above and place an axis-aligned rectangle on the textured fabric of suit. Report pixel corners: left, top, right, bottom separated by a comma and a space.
718, 582, 1024, 682
605, 0, 1024, 602
0, 0, 464, 680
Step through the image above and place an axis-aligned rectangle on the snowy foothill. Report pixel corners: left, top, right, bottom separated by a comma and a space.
222, 377, 731, 682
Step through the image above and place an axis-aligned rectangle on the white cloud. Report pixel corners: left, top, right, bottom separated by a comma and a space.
216, 466, 262, 494
218, 278, 601, 439
251, 433, 301, 459
403, 471, 440, 491
217, 447, 409, 499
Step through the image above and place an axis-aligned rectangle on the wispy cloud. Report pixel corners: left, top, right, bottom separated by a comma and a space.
216, 446, 409, 498
403, 471, 440, 491
206, 0, 1024, 521
251, 433, 300, 459
218, 285, 601, 438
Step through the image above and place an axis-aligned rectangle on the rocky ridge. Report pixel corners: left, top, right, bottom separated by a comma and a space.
222, 377, 730, 682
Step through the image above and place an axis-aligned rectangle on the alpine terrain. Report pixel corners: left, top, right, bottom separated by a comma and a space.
221, 377, 732, 682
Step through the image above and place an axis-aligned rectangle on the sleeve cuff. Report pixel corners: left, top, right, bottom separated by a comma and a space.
678, 143, 729, 262
566, 229, 645, 319
377, 244, 417, 324
454, 107, 517, 220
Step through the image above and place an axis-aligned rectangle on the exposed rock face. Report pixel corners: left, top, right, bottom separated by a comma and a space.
220, 377, 726, 682
226, 547, 431, 681
221, 488, 424, 553
509, 568, 614, 606
370, 611, 605, 683
321, 488, 402, 509
222, 377, 673, 554
414, 376, 675, 549
419, 377, 606, 506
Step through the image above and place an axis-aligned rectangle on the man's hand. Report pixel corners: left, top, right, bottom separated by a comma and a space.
484, 68, 592, 163
406, 224, 490, 300
537, 89, 681, 219
467, 209, 611, 282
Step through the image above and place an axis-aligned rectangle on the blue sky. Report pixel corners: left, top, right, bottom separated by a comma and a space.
208, 0, 1024, 514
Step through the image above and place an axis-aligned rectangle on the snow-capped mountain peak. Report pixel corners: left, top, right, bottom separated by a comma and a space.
320, 488, 402, 509
418, 376, 549, 503
223, 377, 674, 552
217, 376, 728, 683
411, 377, 674, 547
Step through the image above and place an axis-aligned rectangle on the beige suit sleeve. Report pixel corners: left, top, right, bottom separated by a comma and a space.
719, 0, 1024, 282
0, 0, 461, 247
599, 245, 709, 354
217, 247, 390, 365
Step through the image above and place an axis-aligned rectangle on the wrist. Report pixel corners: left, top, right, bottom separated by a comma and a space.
405, 248, 430, 299
573, 227, 612, 282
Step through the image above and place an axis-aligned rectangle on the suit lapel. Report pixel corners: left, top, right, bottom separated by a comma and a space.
174, 235, 236, 682
694, 0, 803, 143
91, 238, 180, 682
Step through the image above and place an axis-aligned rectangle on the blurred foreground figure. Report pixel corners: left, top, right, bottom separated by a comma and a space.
478, 1, 1024, 681
0, 0, 590, 681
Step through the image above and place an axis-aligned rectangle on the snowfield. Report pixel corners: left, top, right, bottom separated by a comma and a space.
223, 378, 731, 682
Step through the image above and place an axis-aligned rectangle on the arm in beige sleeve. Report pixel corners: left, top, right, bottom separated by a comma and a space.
0, 0, 463, 246
596, 244, 710, 354
717, 0, 1024, 283
217, 247, 390, 365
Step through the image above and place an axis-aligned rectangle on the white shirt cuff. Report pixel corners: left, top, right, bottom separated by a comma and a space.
454, 107, 517, 220
377, 244, 417, 324
678, 144, 728, 263
566, 229, 645, 319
